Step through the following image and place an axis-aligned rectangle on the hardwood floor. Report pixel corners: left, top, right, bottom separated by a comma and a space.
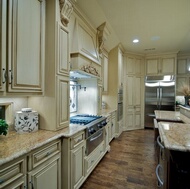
80, 129, 157, 189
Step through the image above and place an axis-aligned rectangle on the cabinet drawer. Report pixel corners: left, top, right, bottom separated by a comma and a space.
0, 157, 26, 188
71, 132, 85, 149
85, 142, 104, 175
30, 139, 61, 169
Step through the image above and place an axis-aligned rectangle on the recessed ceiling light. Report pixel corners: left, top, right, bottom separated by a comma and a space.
133, 39, 139, 43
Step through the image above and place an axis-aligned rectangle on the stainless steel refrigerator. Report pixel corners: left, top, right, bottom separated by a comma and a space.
144, 75, 175, 129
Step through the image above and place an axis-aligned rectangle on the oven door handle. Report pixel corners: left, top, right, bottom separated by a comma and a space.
90, 131, 103, 142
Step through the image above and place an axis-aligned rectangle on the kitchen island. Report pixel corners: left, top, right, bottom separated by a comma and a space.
155, 107, 190, 189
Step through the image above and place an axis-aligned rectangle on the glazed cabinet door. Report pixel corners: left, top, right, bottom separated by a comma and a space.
28, 154, 61, 189
0, 0, 6, 92
7, 0, 45, 93
124, 75, 143, 130
70, 142, 85, 189
57, 24, 69, 76
146, 58, 159, 75
161, 57, 175, 75
56, 75, 70, 129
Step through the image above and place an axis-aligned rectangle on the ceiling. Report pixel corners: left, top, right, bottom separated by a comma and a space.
76, 0, 190, 55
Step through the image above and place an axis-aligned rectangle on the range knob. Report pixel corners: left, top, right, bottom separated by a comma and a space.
98, 123, 103, 128
89, 128, 96, 135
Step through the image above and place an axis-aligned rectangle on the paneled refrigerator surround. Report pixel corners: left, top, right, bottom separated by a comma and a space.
144, 75, 175, 129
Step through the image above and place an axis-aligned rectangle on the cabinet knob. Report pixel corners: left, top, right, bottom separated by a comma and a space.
0, 179, 4, 184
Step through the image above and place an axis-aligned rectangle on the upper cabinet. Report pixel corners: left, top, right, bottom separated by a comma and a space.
0, 0, 6, 92
176, 54, 190, 95
145, 54, 177, 76
0, 0, 45, 94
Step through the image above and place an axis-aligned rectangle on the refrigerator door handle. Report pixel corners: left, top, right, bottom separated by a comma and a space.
157, 88, 159, 108
160, 88, 162, 108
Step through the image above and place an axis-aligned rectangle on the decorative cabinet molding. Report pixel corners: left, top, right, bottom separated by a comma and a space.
97, 22, 111, 54
59, 0, 73, 27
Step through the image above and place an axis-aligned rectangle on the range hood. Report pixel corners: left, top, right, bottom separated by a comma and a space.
70, 70, 98, 80
69, 14, 110, 80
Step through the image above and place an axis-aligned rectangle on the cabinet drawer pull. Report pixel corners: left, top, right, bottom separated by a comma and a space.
46, 152, 51, 156
77, 138, 82, 143
156, 164, 164, 187
2, 68, 6, 84
29, 181, 34, 189
0, 179, 4, 184
91, 160, 94, 164
157, 136, 164, 149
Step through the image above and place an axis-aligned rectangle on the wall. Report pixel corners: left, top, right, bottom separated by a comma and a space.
0, 97, 28, 129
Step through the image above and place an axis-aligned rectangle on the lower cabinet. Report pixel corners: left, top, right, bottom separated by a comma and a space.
0, 157, 26, 189
28, 154, 61, 189
107, 111, 117, 143
62, 131, 86, 189
0, 139, 61, 189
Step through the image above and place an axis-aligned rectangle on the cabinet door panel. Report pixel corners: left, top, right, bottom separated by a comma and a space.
71, 143, 85, 189
146, 59, 159, 75
177, 59, 187, 74
8, 0, 44, 92
28, 154, 61, 189
58, 24, 69, 75
56, 76, 69, 129
161, 58, 175, 74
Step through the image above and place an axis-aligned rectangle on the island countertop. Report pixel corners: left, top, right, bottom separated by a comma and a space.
155, 110, 190, 123
158, 122, 190, 152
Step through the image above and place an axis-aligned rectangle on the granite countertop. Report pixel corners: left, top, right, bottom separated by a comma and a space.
0, 109, 115, 166
155, 110, 190, 123
0, 124, 86, 166
158, 122, 190, 152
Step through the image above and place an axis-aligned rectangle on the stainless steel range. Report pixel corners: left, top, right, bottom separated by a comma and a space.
70, 114, 107, 155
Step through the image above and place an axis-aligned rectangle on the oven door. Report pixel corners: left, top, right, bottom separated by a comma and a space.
86, 128, 104, 156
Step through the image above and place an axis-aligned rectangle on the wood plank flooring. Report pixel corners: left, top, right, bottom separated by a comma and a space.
80, 129, 157, 189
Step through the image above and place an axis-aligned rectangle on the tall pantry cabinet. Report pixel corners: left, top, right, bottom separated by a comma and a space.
123, 54, 145, 131
102, 44, 124, 137
28, 0, 73, 130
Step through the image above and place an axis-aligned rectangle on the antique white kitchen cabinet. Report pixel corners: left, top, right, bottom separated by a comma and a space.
145, 54, 177, 76
176, 53, 190, 95
0, 0, 45, 94
123, 54, 145, 131
0, 156, 27, 189
28, 0, 71, 130
0, 139, 61, 189
62, 131, 86, 189
27, 139, 61, 189
102, 45, 124, 137
0, 0, 6, 92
